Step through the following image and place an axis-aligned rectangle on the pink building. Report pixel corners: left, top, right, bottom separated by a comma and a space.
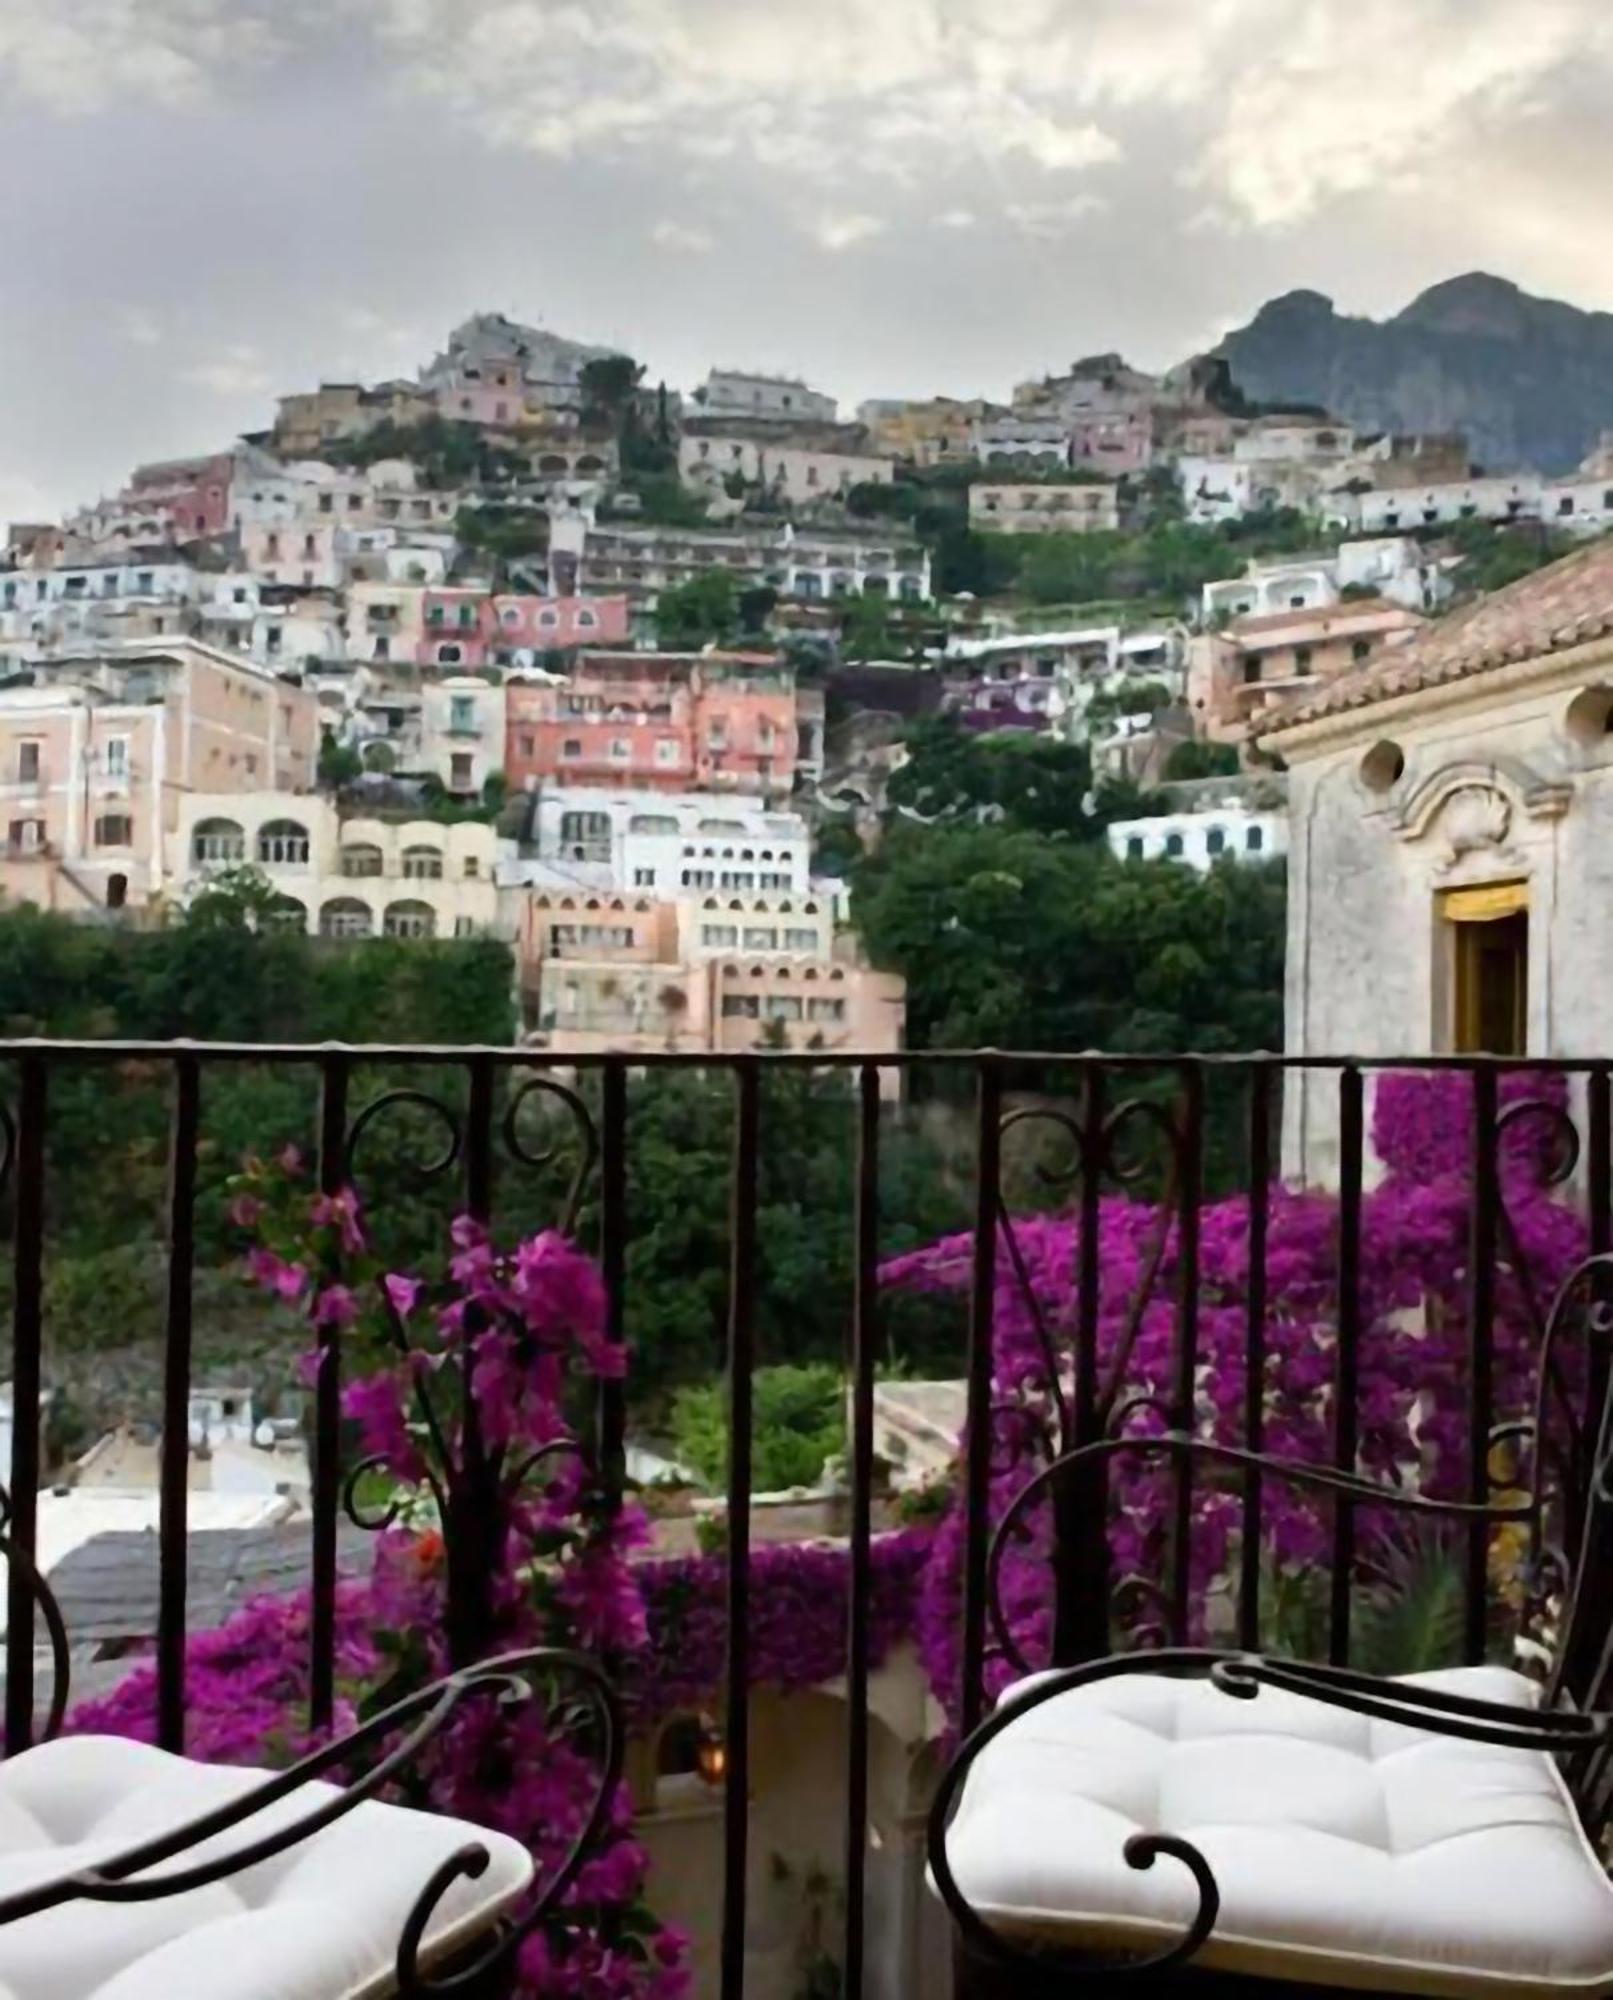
505, 652, 797, 800
1068, 407, 1152, 476
0, 639, 320, 913
127, 454, 235, 541
417, 592, 630, 671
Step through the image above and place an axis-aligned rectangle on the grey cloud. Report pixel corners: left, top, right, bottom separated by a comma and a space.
0, 1, 1612, 518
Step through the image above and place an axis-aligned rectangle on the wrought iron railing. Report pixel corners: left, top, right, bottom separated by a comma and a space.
0, 1043, 1605, 1997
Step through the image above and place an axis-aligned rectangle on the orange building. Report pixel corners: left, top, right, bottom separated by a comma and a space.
505, 652, 799, 800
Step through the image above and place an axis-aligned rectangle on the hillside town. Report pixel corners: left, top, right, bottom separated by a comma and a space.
4, 307, 1606, 1075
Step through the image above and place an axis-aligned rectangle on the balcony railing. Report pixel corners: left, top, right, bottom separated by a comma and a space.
0, 1044, 1605, 1997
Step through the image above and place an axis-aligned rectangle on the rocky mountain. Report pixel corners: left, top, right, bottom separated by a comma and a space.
1211, 274, 1613, 474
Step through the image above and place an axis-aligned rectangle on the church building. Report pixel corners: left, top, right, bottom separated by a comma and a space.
1259, 541, 1613, 1183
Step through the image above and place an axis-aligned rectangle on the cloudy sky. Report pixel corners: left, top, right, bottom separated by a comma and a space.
4, 0, 1613, 525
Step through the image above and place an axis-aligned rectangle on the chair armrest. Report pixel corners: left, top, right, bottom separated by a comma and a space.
927, 1648, 1226, 1981
0, 1645, 621, 1989
1209, 1653, 1608, 1751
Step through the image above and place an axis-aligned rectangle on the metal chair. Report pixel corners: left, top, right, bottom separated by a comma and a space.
0, 1593, 620, 2000
928, 1246, 1613, 1997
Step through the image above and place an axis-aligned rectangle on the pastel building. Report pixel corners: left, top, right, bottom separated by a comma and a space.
346, 581, 427, 668
420, 677, 507, 795
417, 590, 630, 671
1188, 602, 1427, 742
126, 454, 235, 541
505, 653, 798, 800
0, 640, 319, 914
514, 891, 905, 1079
173, 792, 500, 940
678, 423, 894, 506
968, 482, 1120, 535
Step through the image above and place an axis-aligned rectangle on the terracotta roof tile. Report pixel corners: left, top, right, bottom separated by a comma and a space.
1257, 539, 1613, 733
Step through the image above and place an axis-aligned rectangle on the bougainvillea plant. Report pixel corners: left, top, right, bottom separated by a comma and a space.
180, 1151, 688, 2000
889, 1072, 1590, 1716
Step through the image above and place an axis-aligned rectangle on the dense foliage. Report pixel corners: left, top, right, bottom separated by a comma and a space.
853, 818, 1285, 1055
672, 1364, 845, 1494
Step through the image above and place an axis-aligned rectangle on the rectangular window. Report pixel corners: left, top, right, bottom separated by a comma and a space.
655, 740, 679, 766
449, 696, 475, 733
94, 814, 133, 848
464, 856, 480, 878
610, 738, 630, 761
701, 925, 739, 948
104, 737, 129, 779
449, 752, 473, 789
16, 741, 41, 784
633, 867, 655, 887
763, 995, 803, 1022
784, 927, 816, 951
562, 739, 582, 759
807, 998, 846, 1023
722, 995, 760, 1019
519, 733, 536, 757
743, 927, 777, 950
8, 819, 43, 852
454, 917, 475, 938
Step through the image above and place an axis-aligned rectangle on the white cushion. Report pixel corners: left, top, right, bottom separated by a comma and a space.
0, 1736, 534, 2000
938, 1665, 1613, 1995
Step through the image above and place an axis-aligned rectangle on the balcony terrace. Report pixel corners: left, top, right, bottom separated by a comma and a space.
0, 1045, 1605, 1999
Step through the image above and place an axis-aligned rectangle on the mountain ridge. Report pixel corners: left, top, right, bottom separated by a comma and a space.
1209, 274, 1613, 473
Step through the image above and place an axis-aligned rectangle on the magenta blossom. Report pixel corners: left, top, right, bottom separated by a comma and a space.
246, 1248, 307, 1303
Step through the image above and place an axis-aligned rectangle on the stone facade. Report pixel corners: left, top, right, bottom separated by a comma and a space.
1262, 541, 1613, 1185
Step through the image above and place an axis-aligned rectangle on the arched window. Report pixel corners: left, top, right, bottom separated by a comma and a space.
384, 901, 437, 940
192, 817, 245, 866
257, 819, 310, 867
1246, 824, 1265, 853
340, 843, 383, 879
401, 844, 445, 880
1165, 832, 1185, 858
1206, 827, 1226, 857
264, 896, 306, 933
320, 898, 373, 939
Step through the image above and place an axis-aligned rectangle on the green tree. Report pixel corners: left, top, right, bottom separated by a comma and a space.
318, 733, 363, 790
1164, 739, 1242, 781
671, 1364, 846, 1493
655, 569, 741, 649
852, 820, 1285, 1056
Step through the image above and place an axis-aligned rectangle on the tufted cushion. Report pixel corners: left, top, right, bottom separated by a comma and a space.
939, 1665, 1613, 1995
0, 1736, 534, 2000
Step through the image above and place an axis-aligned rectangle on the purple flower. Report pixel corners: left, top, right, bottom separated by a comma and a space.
311, 1284, 358, 1329
246, 1248, 307, 1303
383, 1272, 423, 1320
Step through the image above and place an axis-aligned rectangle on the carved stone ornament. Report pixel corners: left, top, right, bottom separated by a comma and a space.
1434, 784, 1513, 874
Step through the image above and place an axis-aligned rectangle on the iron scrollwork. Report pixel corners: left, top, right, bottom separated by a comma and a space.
0, 1647, 621, 1998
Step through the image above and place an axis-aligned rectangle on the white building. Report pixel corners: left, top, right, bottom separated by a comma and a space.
971, 414, 1069, 468
1331, 476, 1543, 537
419, 677, 507, 796
1202, 557, 1339, 625
174, 790, 502, 940
697, 370, 837, 425
507, 789, 814, 900
1108, 801, 1287, 869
